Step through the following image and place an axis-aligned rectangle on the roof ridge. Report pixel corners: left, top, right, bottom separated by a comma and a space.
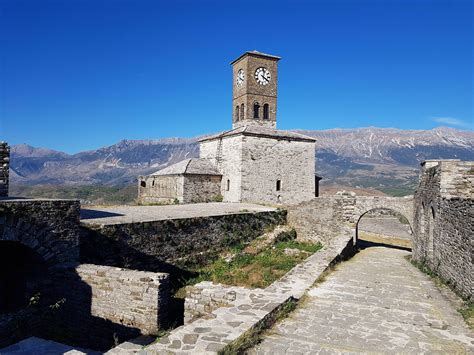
183, 158, 193, 173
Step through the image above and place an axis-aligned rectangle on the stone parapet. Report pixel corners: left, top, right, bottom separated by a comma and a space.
0, 142, 10, 197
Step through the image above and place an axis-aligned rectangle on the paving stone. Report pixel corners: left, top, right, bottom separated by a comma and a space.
250, 246, 474, 354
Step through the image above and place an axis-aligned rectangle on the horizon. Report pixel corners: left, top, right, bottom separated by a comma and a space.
2, 0, 473, 153
10, 125, 472, 154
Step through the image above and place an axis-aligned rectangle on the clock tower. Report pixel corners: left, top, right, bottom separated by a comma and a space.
231, 51, 280, 129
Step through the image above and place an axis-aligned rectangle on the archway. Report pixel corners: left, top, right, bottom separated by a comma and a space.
355, 208, 413, 250
0, 241, 48, 313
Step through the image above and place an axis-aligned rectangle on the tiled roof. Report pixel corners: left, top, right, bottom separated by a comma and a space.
151, 158, 221, 176
198, 125, 317, 143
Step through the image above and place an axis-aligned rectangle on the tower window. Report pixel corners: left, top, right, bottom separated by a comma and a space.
276, 180, 281, 191
235, 106, 240, 121
253, 102, 260, 119
226, 179, 230, 191
263, 104, 269, 119
240, 104, 244, 120
141, 181, 146, 188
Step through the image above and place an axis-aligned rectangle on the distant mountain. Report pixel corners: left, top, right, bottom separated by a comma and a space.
9, 127, 474, 195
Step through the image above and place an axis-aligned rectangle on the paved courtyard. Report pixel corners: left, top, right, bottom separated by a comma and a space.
250, 246, 474, 354
80, 202, 276, 225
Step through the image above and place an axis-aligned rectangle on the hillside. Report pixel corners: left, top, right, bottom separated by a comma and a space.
9, 127, 474, 199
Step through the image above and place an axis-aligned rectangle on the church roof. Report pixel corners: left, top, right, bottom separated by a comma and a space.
150, 158, 221, 176
230, 50, 281, 65
198, 125, 317, 143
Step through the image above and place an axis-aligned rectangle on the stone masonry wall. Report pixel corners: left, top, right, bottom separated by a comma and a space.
0, 142, 9, 197
182, 175, 222, 203
200, 136, 243, 202
288, 192, 414, 245
240, 136, 315, 205
81, 210, 287, 271
76, 264, 170, 334
0, 199, 81, 266
138, 175, 182, 204
413, 160, 473, 301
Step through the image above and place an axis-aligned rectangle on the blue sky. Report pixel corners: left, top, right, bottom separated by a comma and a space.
1, 0, 472, 153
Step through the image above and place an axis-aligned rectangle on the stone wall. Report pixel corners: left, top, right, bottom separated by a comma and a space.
81, 209, 287, 271
75, 264, 169, 334
0, 142, 9, 197
240, 136, 315, 205
138, 175, 181, 204
412, 160, 473, 301
200, 135, 316, 205
0, 199, 81, 266
182, 175, 222, 203
200, 136, 243, 202
288, 192, 414, 245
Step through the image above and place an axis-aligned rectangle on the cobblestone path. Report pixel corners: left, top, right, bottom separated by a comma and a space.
250, 246, 474, 354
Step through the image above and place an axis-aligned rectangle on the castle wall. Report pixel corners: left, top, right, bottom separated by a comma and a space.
0, 142, 10, 197
80, 209, 287, 270
240, 136, 315, 205
200, 136, 243, 202
75, 264, 169, 334
412, 160, 473, 301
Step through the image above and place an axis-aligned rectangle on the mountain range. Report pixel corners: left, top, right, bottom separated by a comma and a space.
10, 127, 474, 196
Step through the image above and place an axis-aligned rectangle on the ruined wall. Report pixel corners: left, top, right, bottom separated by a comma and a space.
0, 142, 9, 197
182, 175, 222, 203
240, 136, 315, 205
200, 136, 243, 202
138, 175, 182, 204
413, 160, 473, 301
75, 264, 169, 334
81, 210, 287, 270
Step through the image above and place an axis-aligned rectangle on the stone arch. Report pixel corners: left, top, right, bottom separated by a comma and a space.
352, 196, 414, 227
0, 207, 65, 266
354, 207, 413, 246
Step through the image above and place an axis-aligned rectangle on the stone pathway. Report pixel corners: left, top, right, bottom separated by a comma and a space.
250, 246, 474, 354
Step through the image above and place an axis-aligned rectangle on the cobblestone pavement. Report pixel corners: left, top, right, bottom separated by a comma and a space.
250, 246, 474, 354
81, 202, 276, 225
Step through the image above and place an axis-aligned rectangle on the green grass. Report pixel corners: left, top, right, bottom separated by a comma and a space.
186, 241, 322, 289
458, 303, 474, 329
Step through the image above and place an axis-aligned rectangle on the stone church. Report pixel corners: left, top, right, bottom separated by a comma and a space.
138, 51, 317, 205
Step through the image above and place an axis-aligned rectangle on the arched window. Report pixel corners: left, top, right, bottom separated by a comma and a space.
235, 106, 240, 121
140, 181, 146, 188
226, 179, 230, 191
276, 179, 281, 191
240, 104, 244, 120
263, 104, 269, 119
253, 102, 260, 119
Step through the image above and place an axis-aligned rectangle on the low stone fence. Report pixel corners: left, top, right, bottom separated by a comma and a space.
80, 210, 287, 271
76, 264, 170, 334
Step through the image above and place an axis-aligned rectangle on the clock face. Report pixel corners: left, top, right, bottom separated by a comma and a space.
236, 69, 245, 86
255, 67, 271, 85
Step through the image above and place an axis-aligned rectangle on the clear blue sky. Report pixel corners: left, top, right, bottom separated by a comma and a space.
1, 0, 472, 153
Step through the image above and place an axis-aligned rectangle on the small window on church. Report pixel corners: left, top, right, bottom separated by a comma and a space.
240, 104, 244, 120
141, 181, 146, 188
263, 104, 269, 119
253, 102, 260, 119
276, 180, 281, 191
226, 179, 230, 191
235, 106, 240, 121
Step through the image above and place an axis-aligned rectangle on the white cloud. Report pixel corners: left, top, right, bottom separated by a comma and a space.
432, 117, 472, 129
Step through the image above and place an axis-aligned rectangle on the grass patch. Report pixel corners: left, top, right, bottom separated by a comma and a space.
186, 241, 322, 289
458, 303, 474, 330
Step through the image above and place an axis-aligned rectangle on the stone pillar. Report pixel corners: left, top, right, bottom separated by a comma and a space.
0, 142, 9, 197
